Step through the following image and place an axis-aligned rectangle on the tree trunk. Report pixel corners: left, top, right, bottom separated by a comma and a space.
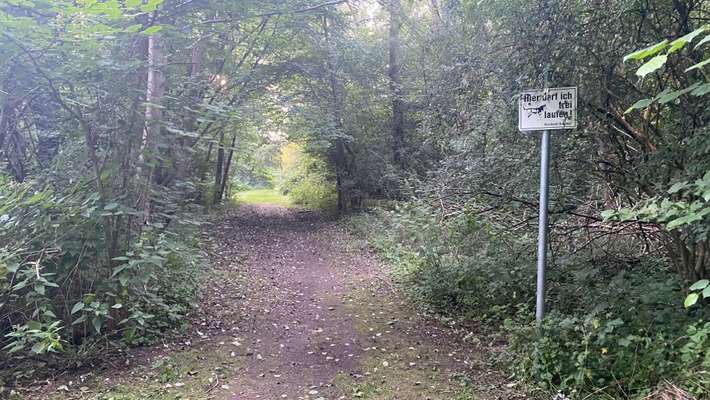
0, 97, 19, 180
429, 0, 443, 27
213, 131, 225, 205
322, 15, 348, 212
388, 0, 405, 169
218, 133, 237, 202
138, 33, 166, 223
0, 94, 12, 157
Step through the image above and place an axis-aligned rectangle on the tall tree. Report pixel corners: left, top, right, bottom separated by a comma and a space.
138, 31, 166, 222
322, 13, 349, 211
388, 0, 405, 169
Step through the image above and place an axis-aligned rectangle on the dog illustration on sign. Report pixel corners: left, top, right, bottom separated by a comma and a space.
523, 103, 546, 117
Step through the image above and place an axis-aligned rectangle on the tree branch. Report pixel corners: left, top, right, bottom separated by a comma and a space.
198, 0, 348, 25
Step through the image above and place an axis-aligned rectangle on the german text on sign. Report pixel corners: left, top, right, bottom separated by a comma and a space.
519, 87, 577, 131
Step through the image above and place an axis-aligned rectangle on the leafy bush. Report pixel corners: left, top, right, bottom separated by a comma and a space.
352, 202, 534, 320
277, 143, 336, 209
507, 312, 710, 398
354, 201, 710, 398
0, 175, 206, 378
508, 315, 676, 398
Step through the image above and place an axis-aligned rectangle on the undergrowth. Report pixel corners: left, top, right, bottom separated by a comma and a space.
348, 201, 710, 399
0, 177, 207, 392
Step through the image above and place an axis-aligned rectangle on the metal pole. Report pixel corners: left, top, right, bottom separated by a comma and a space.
536, 129, 550, 321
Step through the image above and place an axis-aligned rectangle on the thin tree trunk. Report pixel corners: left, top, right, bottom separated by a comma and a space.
138, 33, 166, 223
429, 0, 443, 27
322, 14, 347, 212
218, 133, 237, 202
388, 0, 405, 169
0, 95, 12, 154
213, 131, 225, 205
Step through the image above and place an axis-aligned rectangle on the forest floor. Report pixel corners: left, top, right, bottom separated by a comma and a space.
29, 201, 526, 400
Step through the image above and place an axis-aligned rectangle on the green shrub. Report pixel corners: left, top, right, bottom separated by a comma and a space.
103, 228, 204, 345
288, 173, 337, 209
0, 175, 206, 376
507, 315, 678, 398
353, 202, 534, 320
354, 201, 710, 398
507, 314, 710, 398
277, 143, 336, 209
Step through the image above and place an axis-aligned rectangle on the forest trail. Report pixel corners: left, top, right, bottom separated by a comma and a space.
38, 203, 521, 400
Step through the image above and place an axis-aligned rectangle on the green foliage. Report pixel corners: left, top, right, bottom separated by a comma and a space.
0, 174, 205, 374
352, 202, 534, 320
508, 316, 710, 397
277, 143, 336, 209
356, 201, 710, 398
624, 24, 709, 113
4, 321, 64, 355
685, 279, 710, 309
603, 171, 710, 283
602, 170, 710, 232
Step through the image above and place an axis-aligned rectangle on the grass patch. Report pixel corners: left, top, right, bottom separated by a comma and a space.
330, 286, 479, 400
44, 343, 243, 400
233, 189, 292, 207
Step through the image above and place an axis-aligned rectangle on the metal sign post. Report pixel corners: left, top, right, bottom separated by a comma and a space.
535, 130, 550, 321
518, 86, 577, 321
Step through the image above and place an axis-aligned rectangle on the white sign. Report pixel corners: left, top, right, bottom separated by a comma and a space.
519, 87, 577, 131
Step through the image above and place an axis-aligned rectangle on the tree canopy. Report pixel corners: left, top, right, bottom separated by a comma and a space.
0, 0, 709, 397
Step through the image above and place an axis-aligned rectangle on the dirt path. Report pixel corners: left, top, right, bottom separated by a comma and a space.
206, 204, 372, 399
35, 204, 523, 400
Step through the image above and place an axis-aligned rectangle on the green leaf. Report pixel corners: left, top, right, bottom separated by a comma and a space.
691, 83, 710, 96
667, 213, 703, 230
624, 98, 653, 114
111, 303, 123, 309
31, 342, 47, 354
668, 40, 686, 54
91, 317, 102, 334
165, 126, 199, 138
656, 82, 701, 104
685, 58, 710, 72
624, 40, 668, 62
600, 210, 617, 220
140, 0, 165, 12
34, 284, 45, 296
5, 263, 20, 273
104, 202, 119, 211
690, 279, 710, 290
695, 34, 710, 49
685, 292, 699, 308
125, 24, 143, 33
636, 55, 667, 77
141, 25, 163, 35
71, 302, 84, 314
690, 279, 710, 291
684, 25, 709, 43
668, 181, 688, 194
26, 192, 47, 205
703, 286, 710, 299
668, 26, 709, 53
112, 264, 129, 277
